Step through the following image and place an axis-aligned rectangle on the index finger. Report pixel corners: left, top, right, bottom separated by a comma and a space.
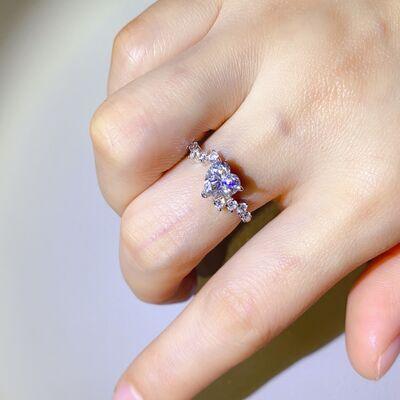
113, 190, 392, 400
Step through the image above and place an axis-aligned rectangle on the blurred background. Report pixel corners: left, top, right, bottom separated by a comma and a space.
0, 1, 398, 399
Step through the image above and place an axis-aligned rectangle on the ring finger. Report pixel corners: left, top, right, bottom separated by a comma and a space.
119, 90, 302, 303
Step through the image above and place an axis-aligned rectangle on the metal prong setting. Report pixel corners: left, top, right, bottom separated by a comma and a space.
188, 142, 252, 223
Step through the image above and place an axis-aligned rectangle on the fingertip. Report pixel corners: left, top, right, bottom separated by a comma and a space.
113, 381, 143, 400
345, 276, 380, 379
346, 246, 400, 380
376, 335, 400, 379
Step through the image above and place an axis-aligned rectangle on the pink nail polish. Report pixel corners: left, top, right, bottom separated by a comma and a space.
113, 382, 143, 400
377, 335, 400, 379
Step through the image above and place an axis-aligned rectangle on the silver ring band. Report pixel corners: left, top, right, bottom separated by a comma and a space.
188, 142, 252, 223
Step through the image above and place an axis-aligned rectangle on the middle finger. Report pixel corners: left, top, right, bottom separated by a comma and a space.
91, 33, 258, 215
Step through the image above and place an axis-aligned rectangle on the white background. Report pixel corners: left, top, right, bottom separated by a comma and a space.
0, 1, 398, 399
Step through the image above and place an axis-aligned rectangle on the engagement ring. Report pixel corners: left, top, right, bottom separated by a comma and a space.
188, 142, 252, 223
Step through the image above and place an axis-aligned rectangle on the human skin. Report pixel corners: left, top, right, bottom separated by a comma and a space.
90, 0, 400, 398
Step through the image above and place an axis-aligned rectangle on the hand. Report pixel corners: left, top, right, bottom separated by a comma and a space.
90, 0, 400, 398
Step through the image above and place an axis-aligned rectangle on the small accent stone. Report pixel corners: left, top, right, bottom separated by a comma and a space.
213, 197, 226, 211
240, 211, 252, 223
188, 142, 200, 152
198, 152, 207, 162
237, 203, 251, 222
188, 142, 202, 160
207, 150, 220, 162
189, 150, 198, 160
226, 199, 238, 212
189, 149, 199, 159
236, 202, 248, 215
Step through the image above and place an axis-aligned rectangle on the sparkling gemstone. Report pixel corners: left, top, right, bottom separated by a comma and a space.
188, 142, 200, 152
189, 149, 200, 160
189, 141, 251, 222
188, 142, 203, 160
240, 211, 252, 223
213, 196, 226, 211
226, 199, 238, 212
206, 161, 230, 180
236, 202, 248, 214
205, 162, 242, 197
207, 150, 220, 162
202, 179, 221, 198
220, 173, 241, 196
199, 152, 208, 162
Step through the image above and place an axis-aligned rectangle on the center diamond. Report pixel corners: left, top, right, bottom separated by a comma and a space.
202, 161, 243, 198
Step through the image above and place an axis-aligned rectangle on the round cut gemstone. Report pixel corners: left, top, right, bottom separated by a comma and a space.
207, 150, 220, 162
236, 202, 248, 214
198, 152, 207, 162
240, 211, 252, 223
213, 196, 226, 211
226, 199, 238, 212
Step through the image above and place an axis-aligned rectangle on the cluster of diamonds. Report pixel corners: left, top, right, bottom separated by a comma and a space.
188, 142, 252, 223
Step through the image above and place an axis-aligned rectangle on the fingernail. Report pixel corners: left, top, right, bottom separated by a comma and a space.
113, 382, 143, 400
376, 335, 400, 379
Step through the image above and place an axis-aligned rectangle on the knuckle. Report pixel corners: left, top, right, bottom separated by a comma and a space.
90, 97, 150, 169
335, 159, 397, 221
120, 219, 157, 275
90, 101, 125, 165
113, 27, 129, 54
359, 163, 393, 198
203, 280, 268, 348
112, 18, 148, 66
354, 161, 394, 202
120, 207, 184, 275
291, 7, 393, 101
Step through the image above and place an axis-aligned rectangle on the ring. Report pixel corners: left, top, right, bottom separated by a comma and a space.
188, 142, 252, 223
